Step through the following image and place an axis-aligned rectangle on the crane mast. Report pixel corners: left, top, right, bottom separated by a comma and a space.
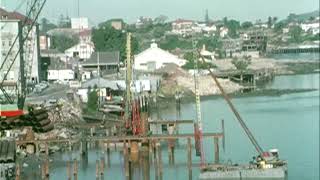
192, 39, 205, 166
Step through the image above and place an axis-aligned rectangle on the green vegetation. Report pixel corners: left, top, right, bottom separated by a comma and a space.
40, 18, 57, 34
223, 18, 241, 38
289, 25, 303, 43
51, 34, 79, 52
92, 25, 140, 61
86, 86, 99, 113
182, 52, 216, 69
159, 35, 192, 50
231, 57, 251, 71
241, 21, 253, 29
197, 36, 222, 51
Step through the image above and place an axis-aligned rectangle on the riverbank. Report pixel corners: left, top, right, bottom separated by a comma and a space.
157, 58, 319, 97
154, 88, 318, 110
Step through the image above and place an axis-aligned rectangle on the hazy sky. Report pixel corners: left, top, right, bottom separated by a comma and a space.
1, 0, 319, 25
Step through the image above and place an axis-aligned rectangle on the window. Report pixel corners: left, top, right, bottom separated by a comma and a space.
2, 41, 5, 47
8, 40, 12, 46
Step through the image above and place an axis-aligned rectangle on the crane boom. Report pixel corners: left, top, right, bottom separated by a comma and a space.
198, 52, 264, 155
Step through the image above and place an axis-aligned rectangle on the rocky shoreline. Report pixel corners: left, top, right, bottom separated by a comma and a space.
157, 58, 319, 97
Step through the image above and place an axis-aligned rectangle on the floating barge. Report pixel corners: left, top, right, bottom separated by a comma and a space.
200, 149, 288, 179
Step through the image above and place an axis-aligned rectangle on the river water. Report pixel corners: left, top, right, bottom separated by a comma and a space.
43, 73, 319, 180
45, 52, 320, 180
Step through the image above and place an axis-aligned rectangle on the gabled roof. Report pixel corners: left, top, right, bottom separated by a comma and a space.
135, 43, 186, 63
0, 8, 33, 24
82, 51, 120, 66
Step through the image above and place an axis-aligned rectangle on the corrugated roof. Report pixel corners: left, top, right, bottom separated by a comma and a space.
82, 52, 120, 66
81, 78, 119, 90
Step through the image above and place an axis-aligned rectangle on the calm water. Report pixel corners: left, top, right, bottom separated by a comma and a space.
45, 73, 319, 180
268, 52, 320, 61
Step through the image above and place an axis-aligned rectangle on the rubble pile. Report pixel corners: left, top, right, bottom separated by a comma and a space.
177, 75, 242, 96
48, 99, 82, 124
35, 127, 75, 140
158, 64, 242, 96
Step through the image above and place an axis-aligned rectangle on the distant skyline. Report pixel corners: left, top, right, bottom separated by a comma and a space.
1, 0, 319, 25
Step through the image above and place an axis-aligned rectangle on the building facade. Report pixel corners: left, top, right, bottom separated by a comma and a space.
71, 17, 89, 29
171, 19, 194, 35
134, 43, 186, 71
0, 8, 41, 84
64, 42, 95, 60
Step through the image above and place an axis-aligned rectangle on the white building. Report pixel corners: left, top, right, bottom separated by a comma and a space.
47, 69, 75, 81
220, 27, 229, 38
64, 42, 94, 60
300, 21, 320, 35
0, 8, 41, 84
200, 45, 215, 62
134, 43, 186, 71
172, 19, 194, 35
0, 19, 22, 83
71, 17, 89, 29
39, 35, 51, 50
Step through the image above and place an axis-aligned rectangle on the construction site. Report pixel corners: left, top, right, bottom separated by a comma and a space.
3, 0, 320, 179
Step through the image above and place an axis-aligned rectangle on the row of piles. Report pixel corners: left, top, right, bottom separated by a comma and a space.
0, 108, 53, 133
0, 140, 15, 163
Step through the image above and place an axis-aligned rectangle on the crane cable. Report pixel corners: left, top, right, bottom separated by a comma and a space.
198, 51, 264, 156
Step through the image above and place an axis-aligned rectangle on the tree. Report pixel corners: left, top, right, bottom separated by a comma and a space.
51, 34, 79, 52
268, 16, 272, 28
92, 25, 140, 61
274, 22, 286, 32
272, 17, 278, 24
231, 57, 251, 72
225, 19, 240, 38
289, 26, 303, 43
241, 21, 253, 29
182, 52, 216, 69
154, 15, 168, 24
40, 18, 57, 34
197, 36, 222, 51
87, 85, 99, 112
159, 35, 192, 50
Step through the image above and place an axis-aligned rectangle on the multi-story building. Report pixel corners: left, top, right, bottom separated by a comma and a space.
71, 17, 89, 29
171, 19, 194, 35
0, 8, 41, 84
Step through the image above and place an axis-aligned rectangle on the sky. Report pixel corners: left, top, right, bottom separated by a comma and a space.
1, 0, 319, 25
